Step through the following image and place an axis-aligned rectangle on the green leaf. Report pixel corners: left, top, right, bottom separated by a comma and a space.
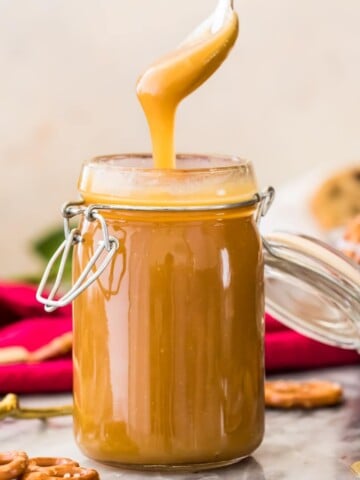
33, 228, 66, 260
30, 226, 72, 285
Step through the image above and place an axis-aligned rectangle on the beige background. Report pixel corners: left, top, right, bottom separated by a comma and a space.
0, 0, 359, 278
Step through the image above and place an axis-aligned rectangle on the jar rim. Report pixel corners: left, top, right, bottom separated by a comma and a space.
79, 153, 258, 207
85, 153, 252, 174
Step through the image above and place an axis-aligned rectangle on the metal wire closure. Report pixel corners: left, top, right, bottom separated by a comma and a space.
36, 204, 119, 312
36, 187, 274, 311
255, 186, 275, 224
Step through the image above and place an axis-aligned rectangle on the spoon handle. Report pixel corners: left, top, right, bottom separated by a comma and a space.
13, 404, 73, 419
0, 393, 73, 420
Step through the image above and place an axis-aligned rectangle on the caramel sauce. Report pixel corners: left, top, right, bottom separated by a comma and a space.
136, 1, 238, 168
72, 1, 264, 469
73, 205, 264, 466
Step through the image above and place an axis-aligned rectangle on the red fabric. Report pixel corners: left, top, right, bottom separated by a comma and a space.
0, 283, 72, 393
265, 314, 360, 371
0, 283, 359, 393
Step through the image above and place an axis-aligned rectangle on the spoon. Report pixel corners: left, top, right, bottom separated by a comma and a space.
181, 0, 235, 45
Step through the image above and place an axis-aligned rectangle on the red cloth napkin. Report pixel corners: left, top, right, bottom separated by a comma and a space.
0, 283, 359, 393
0, 283, 72, 393
265, 314, 360, 371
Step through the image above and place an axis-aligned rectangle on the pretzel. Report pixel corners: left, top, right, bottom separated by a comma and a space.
0, 347, 29, 365
22, 465, 99, 480
27, 458, 79, 472
0, 451, 28, 480
265, 380, 343, 409
0, 332, 73, 366
28, 333, 73, 363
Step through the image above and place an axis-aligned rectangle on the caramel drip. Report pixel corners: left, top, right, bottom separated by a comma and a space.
137, 4, 239, 168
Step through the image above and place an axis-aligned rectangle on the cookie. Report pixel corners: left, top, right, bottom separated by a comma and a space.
310, 166, 360, 230
340, 215, 360, 264
265, 380, 343, 409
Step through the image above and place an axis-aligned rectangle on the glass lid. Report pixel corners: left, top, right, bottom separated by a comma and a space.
264, 232, 360, 352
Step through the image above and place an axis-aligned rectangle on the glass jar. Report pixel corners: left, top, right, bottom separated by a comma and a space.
37, 154, 360, 472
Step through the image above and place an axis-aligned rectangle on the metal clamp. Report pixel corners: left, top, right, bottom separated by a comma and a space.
37, 187, 274, 312
255, 186, 275, 224
36, 203, 119, 312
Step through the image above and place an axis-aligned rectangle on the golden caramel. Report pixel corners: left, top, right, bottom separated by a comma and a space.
73, 155, 264, 468
73, 203, 264, 467
136, 4, 238, 168
72, 1, 263, 470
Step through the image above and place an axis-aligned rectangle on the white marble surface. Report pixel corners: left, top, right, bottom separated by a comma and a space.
1, 366, 359, 479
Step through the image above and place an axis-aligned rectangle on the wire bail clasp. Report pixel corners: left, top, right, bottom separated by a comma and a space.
36, 202, 119, 312
255, 186, 275, 224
